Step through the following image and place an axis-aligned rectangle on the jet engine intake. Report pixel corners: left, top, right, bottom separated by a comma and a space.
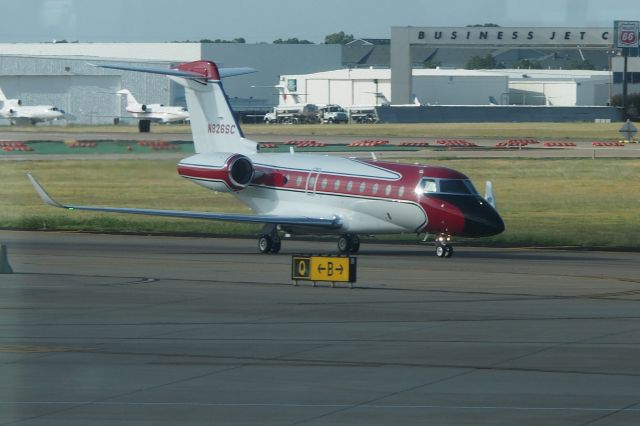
177, 153, 255, 193
227, 154, 254, 189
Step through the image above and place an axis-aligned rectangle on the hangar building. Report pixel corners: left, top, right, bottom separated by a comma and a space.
0, 43, 341, 124
277, 68, 612, 108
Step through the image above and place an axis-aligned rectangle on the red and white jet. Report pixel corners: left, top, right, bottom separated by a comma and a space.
28, 60, 504, 257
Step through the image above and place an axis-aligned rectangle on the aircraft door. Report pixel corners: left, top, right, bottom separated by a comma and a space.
305, 168, 321, 195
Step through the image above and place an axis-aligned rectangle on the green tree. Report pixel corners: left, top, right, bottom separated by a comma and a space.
569, 59, 595, 70
513, 59, 543, 69
465, 54, 504, 69
273, 38, 314, 44
324, 31, 355, 44
199, 38, 246, 43
609, 93, 640, 119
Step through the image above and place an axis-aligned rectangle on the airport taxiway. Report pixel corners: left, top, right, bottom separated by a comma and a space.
1, 231, 640, 425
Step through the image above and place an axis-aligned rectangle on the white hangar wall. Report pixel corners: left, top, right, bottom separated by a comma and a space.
281, 67, 613, 107
281, 68, 509, 107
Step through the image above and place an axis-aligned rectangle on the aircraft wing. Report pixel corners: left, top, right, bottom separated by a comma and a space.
27, 174, 341, 229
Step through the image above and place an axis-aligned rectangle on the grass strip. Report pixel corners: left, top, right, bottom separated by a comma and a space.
2, 158, 639, 249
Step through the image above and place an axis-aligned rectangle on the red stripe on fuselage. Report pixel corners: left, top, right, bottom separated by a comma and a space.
177, 163, 234, 189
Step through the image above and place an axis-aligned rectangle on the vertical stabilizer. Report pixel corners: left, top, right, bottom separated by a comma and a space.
116, 89, 139, 107
170, 61, 257, 155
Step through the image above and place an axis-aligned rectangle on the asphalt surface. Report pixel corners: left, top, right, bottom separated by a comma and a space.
1, 231, 639, 425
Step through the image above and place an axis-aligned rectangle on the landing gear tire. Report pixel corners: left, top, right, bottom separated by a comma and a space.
258, 235, 282, 254
258, 235, 273, 254
338, 234, 360, 254
435, 243, 453, 258
338, 235, 351, 253
350, 235, 360, 253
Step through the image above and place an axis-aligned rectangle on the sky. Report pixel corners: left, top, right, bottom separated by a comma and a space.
1, 0, 638, 44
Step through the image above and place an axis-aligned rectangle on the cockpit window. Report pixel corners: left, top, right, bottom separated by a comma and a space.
418, 178, 479, 195
439, 179, 475, 194
420, 179, 437, 193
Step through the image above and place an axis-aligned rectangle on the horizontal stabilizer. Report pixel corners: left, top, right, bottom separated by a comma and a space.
27, 173, 341, 229
93, 63, 257, 81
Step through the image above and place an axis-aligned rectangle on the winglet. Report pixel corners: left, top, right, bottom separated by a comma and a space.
485, 181, 496, 209
27, 173, 66, 209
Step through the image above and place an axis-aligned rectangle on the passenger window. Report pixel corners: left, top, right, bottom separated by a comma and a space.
359, 182, 366, 193
372, 183, 379, 194
346, 181, 353, 191
385, 185, 392, 196
296, 176, 303, 187
321, 178, 328, 190
334, 179, 341, 191
398, 186, 405, 197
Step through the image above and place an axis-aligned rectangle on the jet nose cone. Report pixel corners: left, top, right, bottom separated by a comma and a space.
466, 209, 505, 236
463, 200, 505, 237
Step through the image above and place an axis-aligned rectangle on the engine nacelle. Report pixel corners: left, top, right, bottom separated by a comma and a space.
177, 153, 254, 193
140, 104, 148, 112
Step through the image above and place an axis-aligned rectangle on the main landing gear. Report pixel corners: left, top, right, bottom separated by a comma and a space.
435, 234, 453, 258
257, 225, 281, 254
337, 234, 360, 254
256, 229, 361, 255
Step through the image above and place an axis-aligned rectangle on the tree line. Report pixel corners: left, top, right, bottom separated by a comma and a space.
177, 31, 355, 45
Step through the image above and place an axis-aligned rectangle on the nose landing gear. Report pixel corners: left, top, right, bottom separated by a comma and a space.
435, 234, 453, 258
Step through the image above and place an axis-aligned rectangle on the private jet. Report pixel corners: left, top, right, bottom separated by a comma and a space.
29, 60, 504, 257
0, 87, 71, 125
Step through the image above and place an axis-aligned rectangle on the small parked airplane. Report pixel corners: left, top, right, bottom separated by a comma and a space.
0, 87, 72, 125
116, 89, 189, 128
29, 60, 504, 257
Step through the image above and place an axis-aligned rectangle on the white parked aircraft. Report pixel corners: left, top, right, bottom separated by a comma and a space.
0, 87, 71, 125
116, 89, 190, 124
29, 60, 504, 257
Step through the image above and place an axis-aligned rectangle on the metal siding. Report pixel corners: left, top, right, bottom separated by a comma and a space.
328, 80, 352, 106
352, 81, 378, 105
200, 44, 342, 107
0, 56, 174, 124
